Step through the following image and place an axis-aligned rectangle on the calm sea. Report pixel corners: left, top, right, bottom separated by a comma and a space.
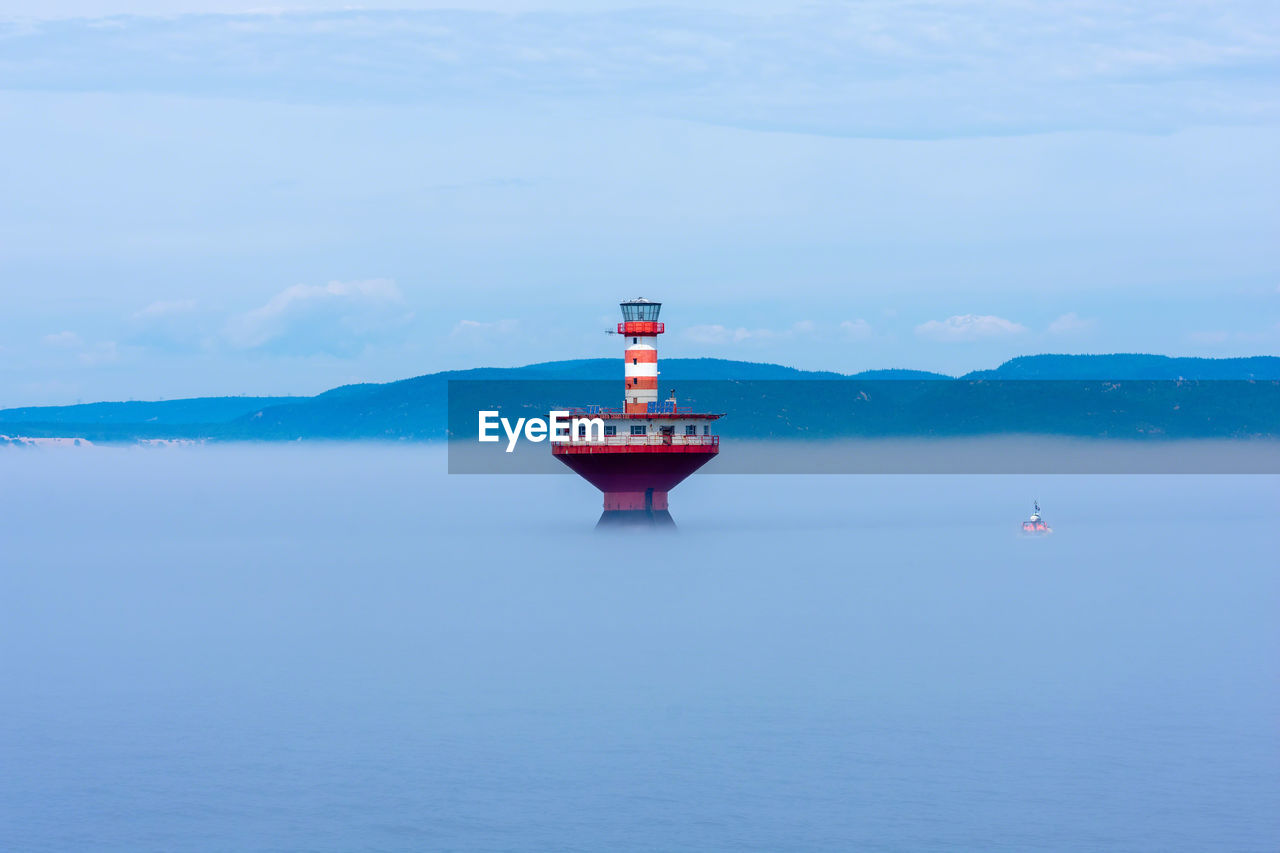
2, 445, 1277, 852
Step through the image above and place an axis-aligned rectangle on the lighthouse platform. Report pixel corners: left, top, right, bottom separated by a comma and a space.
552, 417, 720, 526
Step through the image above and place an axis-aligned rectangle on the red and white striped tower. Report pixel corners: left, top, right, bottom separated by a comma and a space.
621, 297, 663, 414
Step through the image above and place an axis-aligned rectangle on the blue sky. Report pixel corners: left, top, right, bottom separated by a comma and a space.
1, 1, 1278, 404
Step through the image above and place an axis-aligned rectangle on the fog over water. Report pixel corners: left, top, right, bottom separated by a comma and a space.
453, 436, 1280, 474
2, 445, 1277, 852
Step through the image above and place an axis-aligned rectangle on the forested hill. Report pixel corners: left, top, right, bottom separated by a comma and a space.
962, 354, 1280, 380
2, 354, 1277, 442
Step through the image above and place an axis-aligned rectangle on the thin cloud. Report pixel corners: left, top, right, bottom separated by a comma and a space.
915, 314, 1028, 342
128, 298, 216, 353
451, 319, 519, 336
42, 331, 121, 364
1188, 326, 1278, 346
134, 299, 198, 320
840, 319, 874, 340
684, 324, 737, 344
1046, 312, 1097, 336
684, 321, 817, 345
78, 341, 120, 366
42, 330, 83, 347
226, 279, 411, 355
3, 4, 1275, 137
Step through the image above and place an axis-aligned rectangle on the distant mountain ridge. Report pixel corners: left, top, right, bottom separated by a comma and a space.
961, 354, 1280, 381
0, 397, 305, 426
2, 354, 1277, 442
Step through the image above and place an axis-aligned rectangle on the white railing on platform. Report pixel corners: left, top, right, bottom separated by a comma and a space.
562, 435, 719, 447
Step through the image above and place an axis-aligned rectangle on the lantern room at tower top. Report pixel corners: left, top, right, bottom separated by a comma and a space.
620, 296, 662, 323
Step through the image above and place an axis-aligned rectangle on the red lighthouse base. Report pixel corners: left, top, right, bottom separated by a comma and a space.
597, 487, 674, 528
553, 442, 718, 529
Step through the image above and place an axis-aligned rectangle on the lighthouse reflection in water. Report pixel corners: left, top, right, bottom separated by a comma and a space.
552, 298, 722, 528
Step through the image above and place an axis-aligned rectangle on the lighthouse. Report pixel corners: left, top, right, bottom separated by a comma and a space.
553, 298, 722, 527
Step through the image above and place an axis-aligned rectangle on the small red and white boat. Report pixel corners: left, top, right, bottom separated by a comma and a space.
1021, 501, 1052, 534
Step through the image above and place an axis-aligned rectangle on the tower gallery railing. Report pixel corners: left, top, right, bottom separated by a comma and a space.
553, 435, 719, 449
617, 322, 664, 335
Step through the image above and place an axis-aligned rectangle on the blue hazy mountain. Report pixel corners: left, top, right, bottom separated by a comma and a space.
214, 359, 866, 441
0, 396, 305, 426
2, 355, 1277, 441
963, 354, 1280, 380
848, 368, 953, 380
